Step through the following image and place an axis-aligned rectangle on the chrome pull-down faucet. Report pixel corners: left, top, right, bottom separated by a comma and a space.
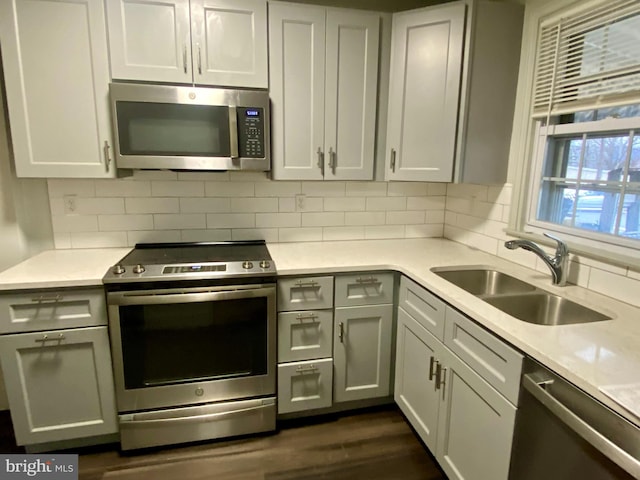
504, 233, 569, 286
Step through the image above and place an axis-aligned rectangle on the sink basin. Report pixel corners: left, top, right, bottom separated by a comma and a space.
484, 293, 611, 325
432, 268, 537, 296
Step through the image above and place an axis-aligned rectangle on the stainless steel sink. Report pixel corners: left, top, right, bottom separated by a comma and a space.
484, 293, 611, 325
432, 268, 537, 296
432, 267, 612, 325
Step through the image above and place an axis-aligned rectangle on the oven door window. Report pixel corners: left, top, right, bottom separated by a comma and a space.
118, 297, 267, 389
115, 101, 231, 157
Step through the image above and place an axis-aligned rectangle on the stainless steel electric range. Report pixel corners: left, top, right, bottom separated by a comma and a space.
103, 241, 277, 450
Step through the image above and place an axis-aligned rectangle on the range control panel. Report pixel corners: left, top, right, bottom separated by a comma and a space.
238, 107, 265, 158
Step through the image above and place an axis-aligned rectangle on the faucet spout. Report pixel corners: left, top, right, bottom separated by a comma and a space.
504, 234, 569, 286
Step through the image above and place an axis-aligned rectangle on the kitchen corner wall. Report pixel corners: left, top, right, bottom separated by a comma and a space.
444, 183, 640, 309
47, 171, 446, 248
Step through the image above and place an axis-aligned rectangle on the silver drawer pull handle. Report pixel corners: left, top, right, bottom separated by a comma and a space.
356, 276, 378, 284
429, 356, 436, 381
338, 322, 344, 343
31, 295, 62, 303
35, 333, 65, 344
295, 280, 319, 288
296, 365, 318, 373
296, 314, 318, 321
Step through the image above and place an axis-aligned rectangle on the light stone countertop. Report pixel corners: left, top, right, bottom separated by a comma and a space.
0, 238, 638, 427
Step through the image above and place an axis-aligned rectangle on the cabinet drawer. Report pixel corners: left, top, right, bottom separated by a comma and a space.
335, 272, 394, 307
444, 307, 523, 404
278, 310, 333, 363
277, 358, 333, 414
277, 276, 334, 312
398, 276, 446, 340
0, 288, 107, 334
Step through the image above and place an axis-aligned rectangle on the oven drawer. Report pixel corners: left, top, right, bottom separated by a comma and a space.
278, 310, 333, 363
277, 358, 333, 414
335, 272, 394, 307
0, 288, 107, 334
277, 276, 334, 312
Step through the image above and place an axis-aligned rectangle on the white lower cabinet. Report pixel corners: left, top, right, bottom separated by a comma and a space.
333, 304, 393, 403
0, 326, 118, 446
395, 276, 522, 480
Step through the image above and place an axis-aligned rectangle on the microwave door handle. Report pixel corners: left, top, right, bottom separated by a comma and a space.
229, 106, 239, 159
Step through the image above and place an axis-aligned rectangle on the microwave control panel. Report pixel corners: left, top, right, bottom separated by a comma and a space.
237, 107, 265, 158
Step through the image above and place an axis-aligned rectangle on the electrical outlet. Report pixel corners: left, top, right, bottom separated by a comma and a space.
295, 194, 306, 211
63, 195, 77, 215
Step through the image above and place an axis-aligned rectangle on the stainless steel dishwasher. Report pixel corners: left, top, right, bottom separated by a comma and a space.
509, 360, 640, 480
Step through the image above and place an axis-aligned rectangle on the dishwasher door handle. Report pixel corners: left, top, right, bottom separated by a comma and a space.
522, 373, 640, 478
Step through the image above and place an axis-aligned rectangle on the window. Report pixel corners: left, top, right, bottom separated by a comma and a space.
527, 0, 640, 249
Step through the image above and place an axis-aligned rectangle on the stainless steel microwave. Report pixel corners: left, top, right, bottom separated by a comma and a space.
109, 83, 270, 171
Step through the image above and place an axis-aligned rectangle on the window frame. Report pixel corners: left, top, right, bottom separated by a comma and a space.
509, 0, 640, 266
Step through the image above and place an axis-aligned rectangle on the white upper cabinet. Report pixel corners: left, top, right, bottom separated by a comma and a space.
387, 2, 464, 183
106, 0, 268, 88
269, 2, 380, 180
0, 0, 116, 178
386, 0, 523, 183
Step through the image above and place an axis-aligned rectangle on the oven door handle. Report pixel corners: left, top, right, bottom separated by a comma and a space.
120, 403, 269, 427
108, 285, 275, 306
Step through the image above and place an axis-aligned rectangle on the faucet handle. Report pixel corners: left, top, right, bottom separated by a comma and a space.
543, 233, 568, 257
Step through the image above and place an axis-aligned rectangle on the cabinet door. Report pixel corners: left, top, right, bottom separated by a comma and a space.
106, 0, 192, 83
323, 9, 379, 180
333, 304, 393, 403
269, 2, 325, 180
0, 327, 118, 446
386, 2, 465, 182
191, 0, 268, 88
0, 0, 115, 178
395, 308, 441, 451
435, 347, 516, 480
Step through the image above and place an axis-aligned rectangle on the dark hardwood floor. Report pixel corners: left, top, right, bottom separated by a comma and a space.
0, 407, 447, 480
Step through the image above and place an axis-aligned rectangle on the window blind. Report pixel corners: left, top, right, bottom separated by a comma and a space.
532, 0, 640, 118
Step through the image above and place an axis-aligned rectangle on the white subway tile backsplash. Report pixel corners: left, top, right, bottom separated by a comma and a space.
256, 213, 301, 228
48, 179, 95, 198
447, 183, 488, 201
179, 198, 231, 213
387, 182, 428, 197
152, 181, 204, 197
445, 196, 472, 214
589, 268, 640, 308
255, 182, 301, 197
229, 171, 270, 182
279, 197, 296, 212
426, 210, 446, 224
346, 182, 387, 197
365, 225, 405, 239
302, 182, 346, 197
444, 225, 499, 256
366, 197, 406, 211
99, 214, 154, 231
488, 184, 512, 205
206, 181, 254, 197
231, 228, 279, 242
53, 232, 71, 249
324, 197, 365, 212
427, 183, 447, 196
127, 230, 181, 245
154, 214, 205, 230
207, 213, 255, 229
178, 171, 229, 182
345, 211, 386, 226
385, 211, 425, 225
406, 224, 444, 238
471, 201, 503, 221
181, 229, 232, 242
300, 197, 324, 212
302, 212, 345, 227
279, 227, 323, 243
51, 198, 125, 216
407, 196, 446, 210
323, 226, 365, 241
52, 215, 98, 233
132, 170, 178, 181
126, 198, 180, 214
96, 179, 150, 197
231, 197, 279, 213
70, 231, 128, 248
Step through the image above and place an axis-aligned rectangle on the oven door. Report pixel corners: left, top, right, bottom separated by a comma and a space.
107, 284, 276, 413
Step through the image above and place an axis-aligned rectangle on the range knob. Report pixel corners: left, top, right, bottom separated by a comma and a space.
259, 260, 271, 269
242, 261, 254, 269
132, 264, 146, 274
112, 264, 125, 275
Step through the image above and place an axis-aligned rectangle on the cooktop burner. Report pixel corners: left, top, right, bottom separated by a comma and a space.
103, 241, 276, 284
